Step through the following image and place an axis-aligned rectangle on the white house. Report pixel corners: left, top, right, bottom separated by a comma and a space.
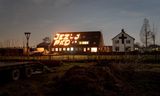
112, 29, 135, 52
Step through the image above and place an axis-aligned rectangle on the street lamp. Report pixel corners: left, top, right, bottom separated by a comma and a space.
24, 32, 31, 56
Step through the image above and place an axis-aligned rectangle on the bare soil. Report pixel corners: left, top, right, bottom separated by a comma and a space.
0, 62, 160, 96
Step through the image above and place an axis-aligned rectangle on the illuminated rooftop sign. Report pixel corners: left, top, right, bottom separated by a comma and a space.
53, 33, 80, 46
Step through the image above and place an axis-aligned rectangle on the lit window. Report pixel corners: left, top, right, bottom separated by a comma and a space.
59, 48, 62, 51
83, 48, 86, 52
63, 48, 66, 51
91, 47, 97, 52
70, 47, 74, 51
84, 41, 89, 44
67, 48, 70, 51
37, 48, 44, 52
52, 48, 54, 51
135, 48, 138, 50
87, 48, 90, 51
79, 41, 89, 45
55, 48, 58, 51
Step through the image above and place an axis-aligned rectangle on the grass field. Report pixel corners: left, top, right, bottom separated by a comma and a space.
0, 54, 160, 63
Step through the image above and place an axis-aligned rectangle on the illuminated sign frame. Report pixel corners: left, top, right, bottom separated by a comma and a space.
53, 33, 80, 46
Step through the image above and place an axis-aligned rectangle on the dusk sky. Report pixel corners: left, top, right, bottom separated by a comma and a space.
0, 0, 160, 47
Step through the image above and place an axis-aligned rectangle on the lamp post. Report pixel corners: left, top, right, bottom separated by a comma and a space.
24, 32, 31, 57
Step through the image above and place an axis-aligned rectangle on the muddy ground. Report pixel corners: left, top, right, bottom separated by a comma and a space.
0, 62, 160, 96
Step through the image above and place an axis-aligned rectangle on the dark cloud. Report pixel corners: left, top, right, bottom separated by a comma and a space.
0, 0, 160, 46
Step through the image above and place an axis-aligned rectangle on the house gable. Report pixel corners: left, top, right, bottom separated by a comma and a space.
112, 29, 135, 41
112, 29, 135, 52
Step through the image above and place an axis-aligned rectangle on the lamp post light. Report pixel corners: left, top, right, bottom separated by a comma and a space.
24, 32, 31, 57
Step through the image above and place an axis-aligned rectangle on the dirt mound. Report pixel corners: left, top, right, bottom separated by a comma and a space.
53, 64, 135, 96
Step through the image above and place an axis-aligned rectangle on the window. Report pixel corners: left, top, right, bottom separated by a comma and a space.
125, 47, 131, 51
126, 40, 130, 44
59, 48, 62, 51
83, 48, 86, 52
115, 47, 119, 52
135, 48, 138, 51
79, 41, 89, 45
55, 48, 58, 51
70, 47, 74, 51
52, 48, 54, 51
115, 40, 119, 44
87, 48, 90, 51
91, 47, 97, 52
63, 48, 66, 51
67, 48, 70, 51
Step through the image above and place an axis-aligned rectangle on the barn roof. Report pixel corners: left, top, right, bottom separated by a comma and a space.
37, 42, 50, 49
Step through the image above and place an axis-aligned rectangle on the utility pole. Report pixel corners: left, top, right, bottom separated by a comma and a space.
24, 32, 31, 57
152, 24, 156, 49
144, 20, 148, 48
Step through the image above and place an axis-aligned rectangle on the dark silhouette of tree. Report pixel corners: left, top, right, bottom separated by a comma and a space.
43, 37, 51, 43
140, 18, 154, 48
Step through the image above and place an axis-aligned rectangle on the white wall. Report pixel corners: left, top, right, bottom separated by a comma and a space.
112, 32, 134, 52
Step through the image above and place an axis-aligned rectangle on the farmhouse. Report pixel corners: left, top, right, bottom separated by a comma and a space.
112, 29, 135, 52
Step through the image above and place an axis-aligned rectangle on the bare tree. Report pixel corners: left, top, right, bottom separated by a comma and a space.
43, 37, 51, 43
140, 18, 154, 48
152, 24, 156, 46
